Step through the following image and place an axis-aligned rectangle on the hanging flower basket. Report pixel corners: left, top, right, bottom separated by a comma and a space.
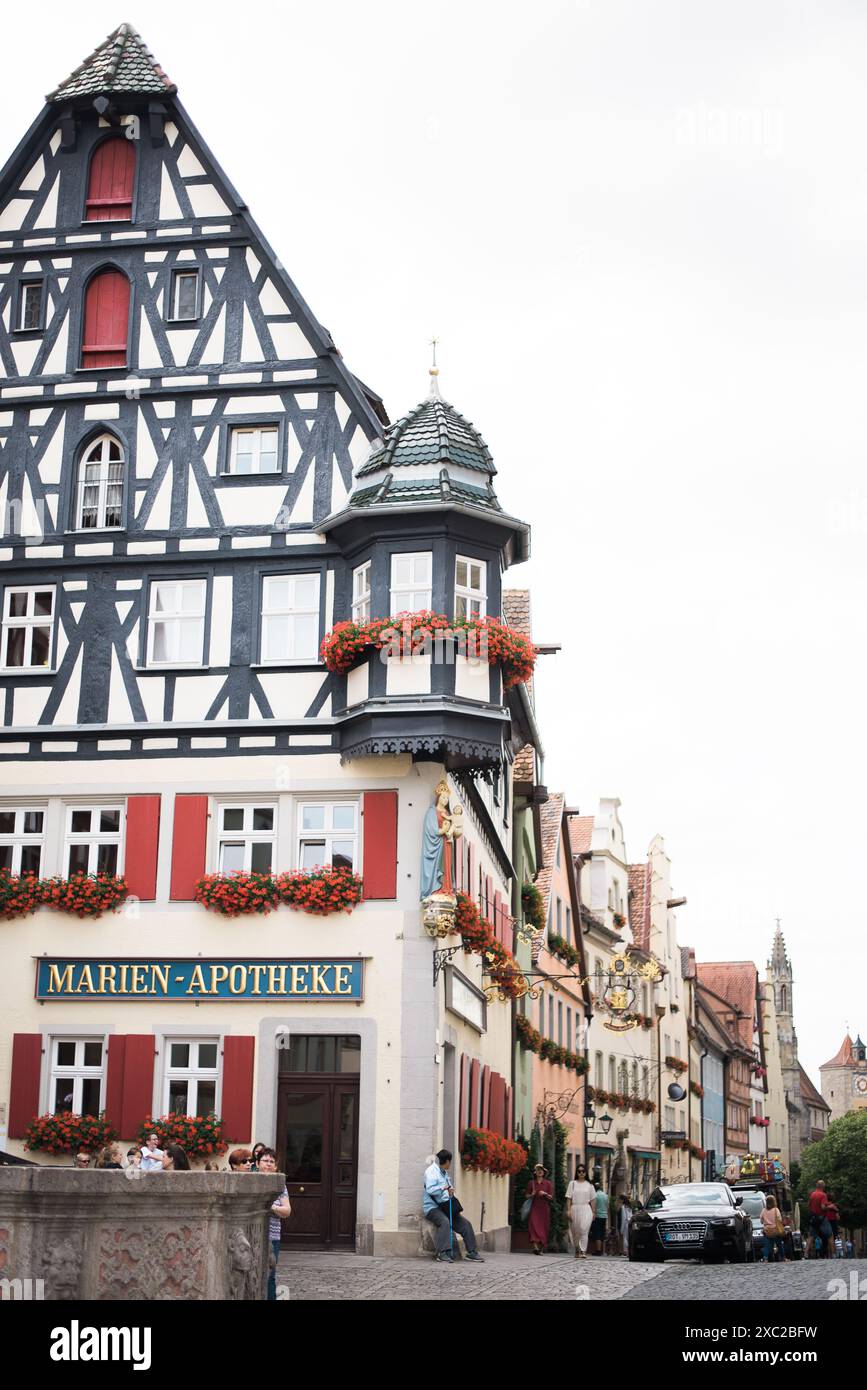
320, 611, 538, 689
460, 1127, 527, 1177
137, 1113, 228, 1158
665, 1054, 688, 1074
690, 1080, 705, 1099
24, 1111, 117, 1155
454, 893, 523, 999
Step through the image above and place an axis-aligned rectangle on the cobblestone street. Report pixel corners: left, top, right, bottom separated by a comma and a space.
278, 1251, 867, 1301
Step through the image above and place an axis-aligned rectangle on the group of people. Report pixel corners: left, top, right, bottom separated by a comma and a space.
225, 1142, 291, 1299
807, 1180, 846, 1258
72, 1137, 191, 1171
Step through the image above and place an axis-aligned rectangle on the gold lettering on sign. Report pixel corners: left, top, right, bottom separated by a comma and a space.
97, 965, 118, 994
229, 965, 246, 994
210, 965, 229, 992
187, 965, 207, 994
130, 965, 148, 994
75, 965, 96, 994
310, 963, 332, 994
289, 965, 310, 994
151, 964, 170, 995
117, 964, 131, 995
247, 964, 267, 995
334, 965, 353, 995
267, 965, 287, 995
46, 964, 74, 994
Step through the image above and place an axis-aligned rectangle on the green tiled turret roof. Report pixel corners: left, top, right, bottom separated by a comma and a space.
48, 23, 177, 102
357, 392, 496, 479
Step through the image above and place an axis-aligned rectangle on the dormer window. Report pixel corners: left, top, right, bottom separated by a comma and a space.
85, 137, 135, 222
81, 269, 130, 369
75, 434, 125, 530
455, 556, 486, 620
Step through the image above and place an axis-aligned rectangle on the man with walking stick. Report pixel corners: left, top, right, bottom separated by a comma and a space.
423, 1149, 485, 1264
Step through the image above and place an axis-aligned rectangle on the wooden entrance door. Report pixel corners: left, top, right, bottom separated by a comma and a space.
276, 1078, 359, 1248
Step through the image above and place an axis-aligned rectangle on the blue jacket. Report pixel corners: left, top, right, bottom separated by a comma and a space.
423, 1162, 452, 1214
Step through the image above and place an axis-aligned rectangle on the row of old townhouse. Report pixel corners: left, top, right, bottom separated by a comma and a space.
0, 25, 829, 1256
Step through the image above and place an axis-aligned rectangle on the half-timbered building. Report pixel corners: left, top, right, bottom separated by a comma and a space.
0, 26, 536, 1253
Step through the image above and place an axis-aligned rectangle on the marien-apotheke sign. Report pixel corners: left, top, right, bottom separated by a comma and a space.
35, 957, 364, 1002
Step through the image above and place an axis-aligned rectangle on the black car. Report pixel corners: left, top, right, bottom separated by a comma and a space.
628, 1182, 753, 1263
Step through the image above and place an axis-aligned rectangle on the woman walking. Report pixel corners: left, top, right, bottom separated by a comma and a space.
566, 1161, 595, 1259
526, 1163, 553, 1254
760, 1195, 786, 1263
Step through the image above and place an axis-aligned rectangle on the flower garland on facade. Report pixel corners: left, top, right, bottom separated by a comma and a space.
665, 1054, 688, 1074
546, 933, 581, 969
319, 611, 538, 689
750, 1115, 771, 1128
24, 1111, 117, 1155
0, 871, 129, 921
194, 867, 364, 918
521, 881, 546, 934
515, 1012, 589, 1074
455, 893, 524, 999
587, 1086, 656, 1115
137, 1113, 228, 1158
460, 1127, 527, 1177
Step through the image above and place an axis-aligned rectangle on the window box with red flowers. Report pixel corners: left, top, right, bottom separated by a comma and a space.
320, 611, 538, 689
137, 1113, 228, 1159
0, 871, 129, 921
612, 911, 626, 929
547, 933, 581, 969
751, 1065, 767, 1079
663, 1136, 689, 1151
587, 1086, 654, 1115
665, 1054, 688, 1074
0, 870, 42, 920
460, 1127, 527, 1177
455, 893, 524, 1001
690, 1080, 705, 1099
194, 867, 364, 918
750, 1115, 770, 1128
689, 1142, 707, 1160
24, 1111, 117, 1156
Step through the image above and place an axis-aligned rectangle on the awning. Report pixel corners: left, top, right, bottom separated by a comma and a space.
627, 1148, 660, 1159
587, 1142, 615, 1153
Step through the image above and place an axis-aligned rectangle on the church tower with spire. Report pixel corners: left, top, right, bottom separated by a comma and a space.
766, 923, 804, 1163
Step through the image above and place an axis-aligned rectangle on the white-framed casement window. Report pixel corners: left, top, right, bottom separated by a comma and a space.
352, 561, 371, 623
389, 552, 431, 611
146, 579, 207, 667
18, 279, 44, 332
215, 803, 277, 874
169, 268, 199, 321
1, 586, 55, 670
0, 806, 46, 875
163, 1038, 219, 1116
75, 433, 125, 530
454, 556, 486, 620
297, 801, 358, 871
260, 573, 320, 663
228, 425, 279, 475
50, 1037, 105, 1115
65, 805, 123, 877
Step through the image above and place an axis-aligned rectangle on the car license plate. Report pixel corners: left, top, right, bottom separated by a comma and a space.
664, 1231, 696, 1243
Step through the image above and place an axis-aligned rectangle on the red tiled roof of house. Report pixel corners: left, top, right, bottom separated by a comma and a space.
504, 588, 535, 781
533, 792, 565, 922
569, 816, 595, 855
798, 1065, 831, 1112
628, 861, 651, 952
820, 1034, 855, 1069
512, 744, 536, 782
681, 945, 696, 980
696, 962, 759, 1049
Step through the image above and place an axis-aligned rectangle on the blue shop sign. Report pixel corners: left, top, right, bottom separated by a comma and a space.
35, 957, 364, 1002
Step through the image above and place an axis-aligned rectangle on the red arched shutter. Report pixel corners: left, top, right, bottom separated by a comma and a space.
82, 270, 129, 369
86, 138, 135, 221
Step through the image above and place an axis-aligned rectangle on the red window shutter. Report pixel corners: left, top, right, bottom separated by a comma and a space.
170, 794, 209, 900
124, 795, 161, 900
506, 1085, 513, 1140
490, 1073, 506, 1137
8, 1033, 42, 1138
81, 269, 129, 368
481, 1064, 491, 1128
458, 1055, 470, 1148
104, 1035, 127, 1134
119, 1035, 155, 1138
86, 137, 135, 221
454, 837, 462, 893
361, 791, 398, 899
221, 1036, 255, 1142
469, 1059, 481, 1130
493, 890, 503, 943
468, 842, 477, 906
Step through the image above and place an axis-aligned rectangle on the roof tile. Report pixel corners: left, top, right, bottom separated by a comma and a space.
49, 23, 176, 101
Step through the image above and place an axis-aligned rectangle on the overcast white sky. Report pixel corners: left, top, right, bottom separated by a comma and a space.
3, 1, 863, 1081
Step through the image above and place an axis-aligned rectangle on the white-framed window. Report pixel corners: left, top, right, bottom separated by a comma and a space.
18, 280, 44, 332
1, 586, 55, 670
594, 1051, 603, 1089
664, 1103, 676, 1129
642, 1066, 649, 1099
0, 806, 46, 876
608, 1056, 616, 1091
146, 579, 207, 668
389, 552, 431, 611
297, 801, 358, 871
215, 803, 277, 874
75, 433, 125, 530
169, 268, 199, 321
352, 561, 371, 623
50, 1037, 105, 1115
228, 425, 279, 475
260, 573, 320, 663
454, 555, 486, 620
65, 804, 123, 877
163, 1038, 219, 1116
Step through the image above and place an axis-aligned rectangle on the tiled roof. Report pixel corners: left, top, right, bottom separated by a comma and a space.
627, 861, 651, 952
503, 590, 536, 781
696, 962, 759, 1049
681, 945, 696, 980
512, 744, 536, 783
533, 792, 565, 922
696, 983, 743, 1054
798, 1065, 831, 1112
820, 1034, 855, 1069
348, 475, 502, 514
49, 23, 176, 101
569, 816, 595, 855
357, 395, 496, 479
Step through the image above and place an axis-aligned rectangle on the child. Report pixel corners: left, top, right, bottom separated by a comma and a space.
140, 1132, 165, 1173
